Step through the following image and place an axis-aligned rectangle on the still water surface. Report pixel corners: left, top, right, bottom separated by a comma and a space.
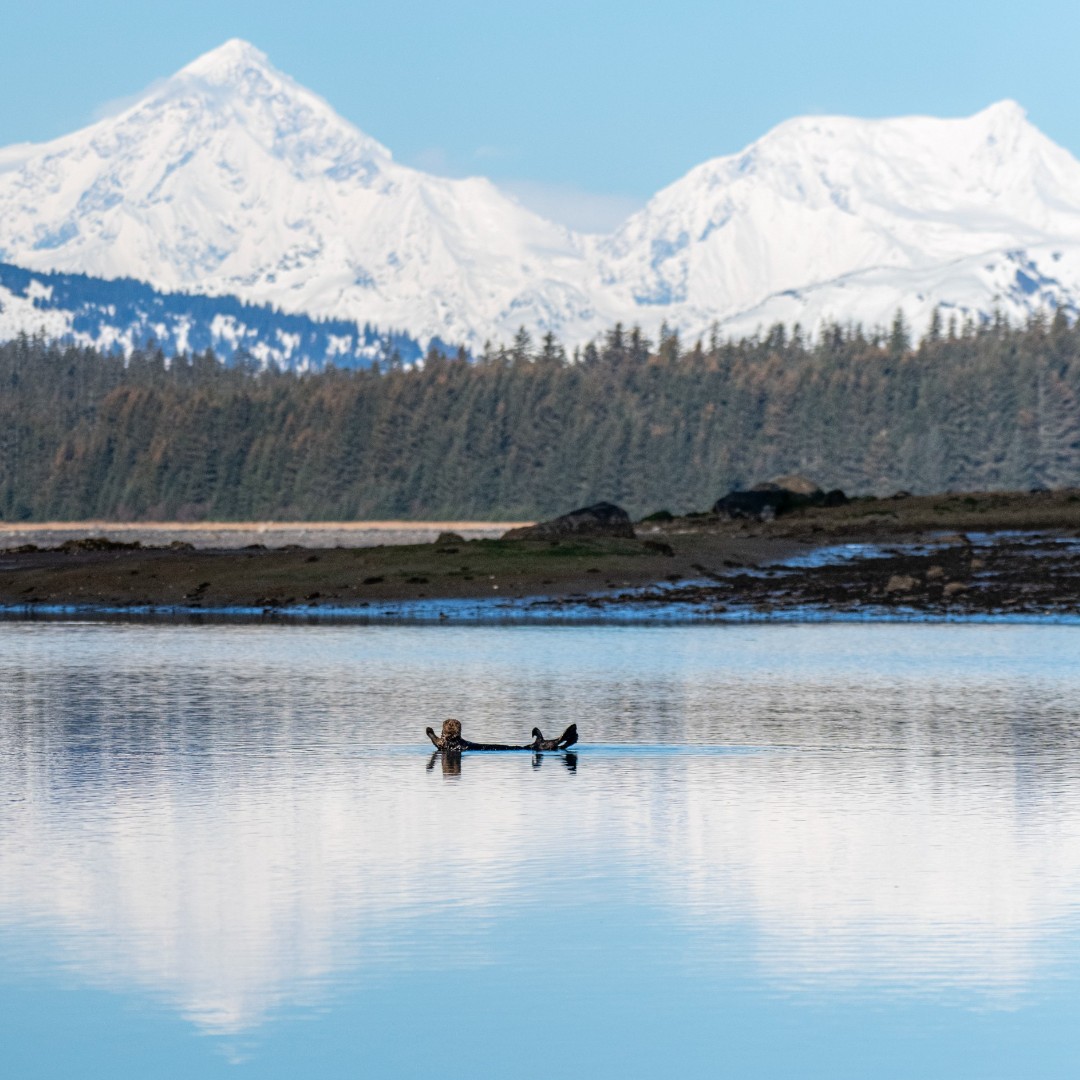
2, 622, 1080, 1078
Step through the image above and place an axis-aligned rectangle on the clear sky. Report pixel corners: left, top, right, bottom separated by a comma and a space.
5, 1, 1080, 230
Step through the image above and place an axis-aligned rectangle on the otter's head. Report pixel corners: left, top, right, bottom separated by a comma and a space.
442, 718, 462, 741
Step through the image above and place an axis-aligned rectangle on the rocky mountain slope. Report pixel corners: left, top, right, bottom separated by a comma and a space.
0, 261, 427, 368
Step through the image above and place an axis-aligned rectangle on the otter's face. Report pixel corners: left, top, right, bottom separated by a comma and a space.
442, 718, 462, 740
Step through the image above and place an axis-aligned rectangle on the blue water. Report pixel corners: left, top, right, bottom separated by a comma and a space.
2, 622, 1080, 1078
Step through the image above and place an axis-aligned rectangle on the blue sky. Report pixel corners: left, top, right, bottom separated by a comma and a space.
5, 1, 1080, 230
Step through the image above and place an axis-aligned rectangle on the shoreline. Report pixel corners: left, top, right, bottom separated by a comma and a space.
2, 490, 1079, 625
5, 599, 1080, 627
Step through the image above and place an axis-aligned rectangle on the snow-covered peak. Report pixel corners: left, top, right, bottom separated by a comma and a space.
105, 37, 392, 176
596, 101, 1080, 326
972, 97, 1028, 128
628, 99, 1073, 226
177, 37, 273, 81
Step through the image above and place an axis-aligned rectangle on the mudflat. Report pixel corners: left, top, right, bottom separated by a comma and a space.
0, 532, 805, 611
1, 489, 1078, 617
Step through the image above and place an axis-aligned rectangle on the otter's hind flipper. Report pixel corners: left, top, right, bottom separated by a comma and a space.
530, 724, 578, 751
530, 726, 560, 751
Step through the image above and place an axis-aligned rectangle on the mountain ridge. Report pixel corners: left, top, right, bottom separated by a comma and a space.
3, 39, 1080, 349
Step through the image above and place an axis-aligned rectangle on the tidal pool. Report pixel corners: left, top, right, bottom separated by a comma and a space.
1, 622, 1079, 1078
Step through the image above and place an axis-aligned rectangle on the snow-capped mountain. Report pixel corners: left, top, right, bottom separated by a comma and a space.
0, 39, 599, 349
3, 38, 1080, 350
598, 102, 1080, 336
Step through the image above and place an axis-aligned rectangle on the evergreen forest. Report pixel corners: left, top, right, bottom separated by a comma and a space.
2, 313, 1079, 522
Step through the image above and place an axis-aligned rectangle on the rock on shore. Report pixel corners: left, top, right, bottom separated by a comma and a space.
502, 502, 635, 540
714, 475, 848, 521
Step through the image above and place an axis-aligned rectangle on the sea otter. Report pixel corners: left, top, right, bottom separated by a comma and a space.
425, 718, 530, 752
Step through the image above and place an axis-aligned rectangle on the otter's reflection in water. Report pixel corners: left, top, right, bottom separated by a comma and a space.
2, 622, 1080, 1078
427, 749, 578, 775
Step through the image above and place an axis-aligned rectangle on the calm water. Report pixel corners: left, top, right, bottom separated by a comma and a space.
2, 622, 1080, 1079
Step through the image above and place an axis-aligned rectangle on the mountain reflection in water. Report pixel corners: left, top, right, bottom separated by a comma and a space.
1, 622, 1079, 1072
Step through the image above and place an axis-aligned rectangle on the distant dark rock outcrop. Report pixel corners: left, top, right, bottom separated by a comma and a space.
58, 536, 143, 553
714, 475, 847, 521
714, 485, 788, 521
502, 502, 635, 540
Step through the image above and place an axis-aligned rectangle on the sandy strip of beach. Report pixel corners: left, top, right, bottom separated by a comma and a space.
0, 521, 532, 550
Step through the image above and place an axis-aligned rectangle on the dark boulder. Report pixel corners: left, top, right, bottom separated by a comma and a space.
433, 531, 465, 545
713, 486, 794, 521
502, 502, 635, 540
641, 539, 675, 556
713, 475, 829, 521
823, 488, 849, 507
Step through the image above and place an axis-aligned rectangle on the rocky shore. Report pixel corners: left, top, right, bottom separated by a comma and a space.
553, 532, 1080, 621
0, 489, 1078, 621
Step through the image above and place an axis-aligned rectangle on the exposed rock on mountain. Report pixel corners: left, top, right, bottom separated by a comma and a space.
0, 261, 424, 368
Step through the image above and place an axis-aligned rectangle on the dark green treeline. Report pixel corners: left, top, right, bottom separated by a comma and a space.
1, 314, 1079, 521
